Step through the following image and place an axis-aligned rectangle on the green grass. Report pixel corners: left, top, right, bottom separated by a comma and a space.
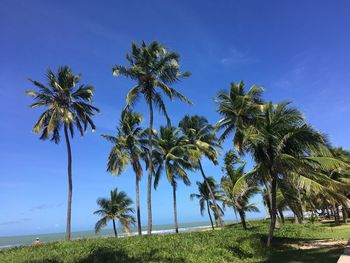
1, 220, 348, 263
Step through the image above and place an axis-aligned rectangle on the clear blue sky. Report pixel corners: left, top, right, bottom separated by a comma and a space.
1, 0, 350, 236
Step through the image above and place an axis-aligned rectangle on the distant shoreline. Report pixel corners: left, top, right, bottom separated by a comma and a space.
0, 221, 224, 250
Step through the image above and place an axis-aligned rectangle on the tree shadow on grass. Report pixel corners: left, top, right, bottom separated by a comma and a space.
263, 246, 343, 263
260, 236, 344, 263
77, 247, 185, 263
78, 247, 137, 263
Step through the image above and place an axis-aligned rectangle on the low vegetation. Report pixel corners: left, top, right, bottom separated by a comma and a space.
1, 220, 348, 263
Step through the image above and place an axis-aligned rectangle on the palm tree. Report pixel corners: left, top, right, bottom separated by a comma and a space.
190, 177, 224, 230
113, 41, 192, 234
26, 66, 99, 240
221, 150, 260, 230
178, 115, 224, 227
94, 188, 135, 237
101, 110, 146, 235
153, 126, 194, 233
214, 82, 345, 245
234, 102, 339, 246
215, 81, 264, 153
329, 147, 350, 222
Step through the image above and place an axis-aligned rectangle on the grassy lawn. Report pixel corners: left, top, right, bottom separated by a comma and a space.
0, 220, 348, 263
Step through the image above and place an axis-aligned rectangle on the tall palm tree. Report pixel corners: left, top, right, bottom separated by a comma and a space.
221, 150, 260, 230
153, 126, 194, 233
215, 81, 264, 153
113, 41, 192, 234
101, 110, 146, 235
94, 188, 135, 237
178, 115, 224, 227
26, 66, 99, 240
190, 177, 224, 230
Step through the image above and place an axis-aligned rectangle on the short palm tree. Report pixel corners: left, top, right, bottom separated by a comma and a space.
113, 41, 192, 234
101, 110, 146, 235
221, 150, 259, 230
26, 66, 99, 240
190, 177, 224, 230
153, 126, 194, 233
94, 188, 135, 237
178, 115, 224, 227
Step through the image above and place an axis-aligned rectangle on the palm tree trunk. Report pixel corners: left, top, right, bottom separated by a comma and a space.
262, 178, 273, 218
342, 206, 348, 223
238, 209, 247, 230
335, 205, 340, 225
326, 207, 330, 219
233, 207, 239, 223
112, 219, 118, 237
136, 176, 142, 235
267, 175, 277, 247
172, 183, 179, 233
64, 126, 72, 241
207, 201, 214, 230
198, 160, 223, 228
278, 208, 285, 224
147, 101, 153, 235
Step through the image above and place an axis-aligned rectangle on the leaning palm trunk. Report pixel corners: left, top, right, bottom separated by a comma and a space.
207, 201, 215, 230
278, 208, 285, 224
238, 209, 247, 230
172, 184, 179, 233
267, 175, 277, 247
112, 219, 118, 237
147, 102, 153, 234
262, 178, 273, 218
136, 177, 142, 235
198, 160, 224, 227
64, 126, 73, 241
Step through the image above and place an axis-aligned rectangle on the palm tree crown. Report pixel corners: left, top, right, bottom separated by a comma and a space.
215, 81, 264, 153
113, 41, 192, 122
101, 111, 145, 176
26, 66, 99, 142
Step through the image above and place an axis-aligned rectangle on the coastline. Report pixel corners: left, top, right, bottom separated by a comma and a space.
0, 221, 221, 250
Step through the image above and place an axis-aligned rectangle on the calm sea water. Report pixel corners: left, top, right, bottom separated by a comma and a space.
0, 220, 236, 249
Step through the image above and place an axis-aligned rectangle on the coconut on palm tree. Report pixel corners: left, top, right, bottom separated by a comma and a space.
101, 110, 146, 235
26, 66, 99, 240
153, 126, 194, 233
94, 188, 135, 237
113, 41, 192, 234
190, 177, 224, 230
178, 115, 224, 227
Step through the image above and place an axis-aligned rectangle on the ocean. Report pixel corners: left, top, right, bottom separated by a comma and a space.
0, 220, 235, 249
